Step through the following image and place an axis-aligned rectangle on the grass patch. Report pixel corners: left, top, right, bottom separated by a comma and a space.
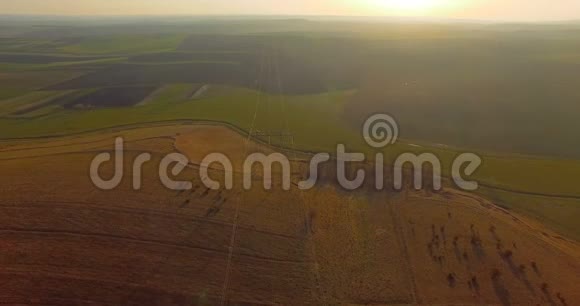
139, 84, 197, 107
0, 91, 67, 115
478, 186, 580, 241
60, 34, 187, 55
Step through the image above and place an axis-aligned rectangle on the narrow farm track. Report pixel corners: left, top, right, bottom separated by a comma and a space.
273, 50, 325, 303
386, 193, 420, 304
219, 48, 269, 306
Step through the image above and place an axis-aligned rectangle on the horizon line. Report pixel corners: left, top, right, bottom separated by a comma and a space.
0, 13, 579, 24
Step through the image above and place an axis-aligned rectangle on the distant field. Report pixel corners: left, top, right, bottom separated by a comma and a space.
10, 90, 73, 116
0, 91, 67, 116
63, 86, 158, 108
60, 34, 187, 55
0, 53, 107, 64
0, 70, 84, 99
48, 54, 332, 94
127, 51, 253, 63
2, 29, 578, 157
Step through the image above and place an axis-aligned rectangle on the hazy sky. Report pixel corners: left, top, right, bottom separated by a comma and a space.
1, 0, 580, 21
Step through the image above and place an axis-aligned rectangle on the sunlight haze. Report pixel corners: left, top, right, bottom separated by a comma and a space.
1, 0, 580, 21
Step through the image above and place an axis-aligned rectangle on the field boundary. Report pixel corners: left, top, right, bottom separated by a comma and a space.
3, 119, 580, 201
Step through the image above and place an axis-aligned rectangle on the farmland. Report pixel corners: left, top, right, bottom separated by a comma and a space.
1, 16, 579, 305
63, 86, 158, 108
0, 124, 578, 305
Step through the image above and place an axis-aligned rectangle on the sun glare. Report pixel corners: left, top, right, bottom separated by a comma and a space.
372, 0, 448, 14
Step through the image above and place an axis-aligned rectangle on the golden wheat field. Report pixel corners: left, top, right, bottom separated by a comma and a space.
0, 124, 578, 305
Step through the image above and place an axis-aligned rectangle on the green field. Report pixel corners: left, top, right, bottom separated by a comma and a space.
60, 34, 188, 55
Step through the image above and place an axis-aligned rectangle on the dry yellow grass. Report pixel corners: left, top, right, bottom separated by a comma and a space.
0, 124, 578, 305
175, 125, 277, 170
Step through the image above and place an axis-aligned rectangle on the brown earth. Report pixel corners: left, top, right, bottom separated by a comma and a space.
0, 124, 578, 305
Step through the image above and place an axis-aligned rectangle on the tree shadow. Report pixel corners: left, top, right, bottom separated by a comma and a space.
453, 239, 463, 263
468, 276, 480, 295
531, 261, 542, 277
500, 251, 535, 294
541, 283, 557, 306
491, 270, 511, 306
447, 273, 456, 288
